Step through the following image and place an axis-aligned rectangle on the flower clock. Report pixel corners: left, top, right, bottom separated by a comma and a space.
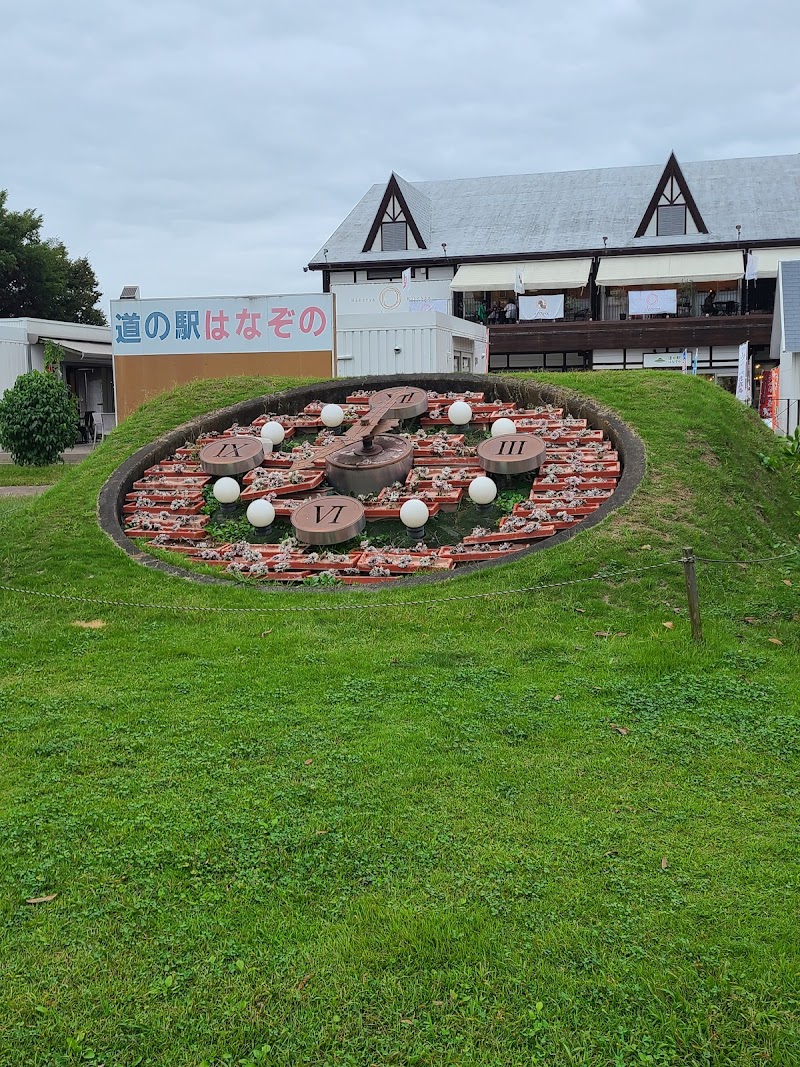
121, 384, 623, 586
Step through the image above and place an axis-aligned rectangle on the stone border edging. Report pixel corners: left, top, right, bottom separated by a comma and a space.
98, 373, 646, 594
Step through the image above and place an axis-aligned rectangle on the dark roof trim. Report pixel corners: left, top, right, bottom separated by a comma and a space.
308, 237, 800, 273
360, 174, 427, 254
634, 152, 708, 238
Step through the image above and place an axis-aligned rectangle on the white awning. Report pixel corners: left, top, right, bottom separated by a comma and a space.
749, 247, 800, 278
451, 258, 592, 292
596, 251, 744, 287
45, 338, 113, 360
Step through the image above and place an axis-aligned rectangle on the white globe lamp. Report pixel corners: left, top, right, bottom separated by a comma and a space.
212, 477, 240, 504
399, 498, 430, 540
246, 498, 275, 529
468, 476, 498, 508
447, 401, 472, 426
491, 417, 517, 437
320, 403, 345, 429
261, 420, 285, 445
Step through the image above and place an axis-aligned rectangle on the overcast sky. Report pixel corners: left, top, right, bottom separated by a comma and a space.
2, 0, 799, 317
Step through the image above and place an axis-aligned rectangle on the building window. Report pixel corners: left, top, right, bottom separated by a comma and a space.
381, 221, 407, 251
366, 268, 406, 281
657, 204, 687, 236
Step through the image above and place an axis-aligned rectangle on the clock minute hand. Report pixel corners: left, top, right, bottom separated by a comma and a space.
287, 394, 397, 471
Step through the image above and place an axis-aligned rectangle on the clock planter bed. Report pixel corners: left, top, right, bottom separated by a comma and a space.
99, 374, 645, 590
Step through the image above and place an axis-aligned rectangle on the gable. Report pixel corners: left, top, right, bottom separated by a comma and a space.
635, 152, 708, 238
361, 174, 428, 253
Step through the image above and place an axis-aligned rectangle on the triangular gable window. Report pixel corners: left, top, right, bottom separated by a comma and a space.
635, 153, 708, 238
362, 175, 427, 253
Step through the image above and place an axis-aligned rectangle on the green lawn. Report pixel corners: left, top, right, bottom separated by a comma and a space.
0, 372, 798, 1067
0, 463, 70, 486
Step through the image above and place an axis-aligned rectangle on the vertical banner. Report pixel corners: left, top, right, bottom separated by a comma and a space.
745, 254, 758, 282
401, 268, 411, 290
514, 269, 525, 296
681, 349, 688, 374
736, 342, 751, 403
758, 368, 780, 430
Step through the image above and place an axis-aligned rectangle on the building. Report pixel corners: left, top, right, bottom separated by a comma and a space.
769, 260, 800, 434
0, 317, 113, 423
308, 153, 800, 400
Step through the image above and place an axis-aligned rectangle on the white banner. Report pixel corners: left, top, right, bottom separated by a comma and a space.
628, 289, 677, 316
736, 342, 751, 403
408, 298, 449, 313
402, 268, 411, 290
514, 269, 525, 296
519, 294, 564, 320
111, 294, 335, 355
745, 254, 758, 282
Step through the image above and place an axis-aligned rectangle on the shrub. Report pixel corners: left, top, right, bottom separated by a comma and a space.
0, 369, 79, 465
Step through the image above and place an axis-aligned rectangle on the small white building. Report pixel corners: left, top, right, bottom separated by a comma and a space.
336, 309, 487, 378
0, 317, 113, 415
769, 261, 800, 435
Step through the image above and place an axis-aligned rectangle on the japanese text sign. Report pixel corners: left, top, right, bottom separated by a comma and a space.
110, 294, 334, 356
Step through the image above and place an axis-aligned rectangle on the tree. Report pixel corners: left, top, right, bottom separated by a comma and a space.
0, 369, 79, 465
0, 190, 106, 325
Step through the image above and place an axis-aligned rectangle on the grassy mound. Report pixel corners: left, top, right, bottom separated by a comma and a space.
0, 372, 798, 1066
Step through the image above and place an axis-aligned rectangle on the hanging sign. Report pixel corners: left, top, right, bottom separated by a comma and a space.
628, 290, 677, 315
519, 294, 564, 320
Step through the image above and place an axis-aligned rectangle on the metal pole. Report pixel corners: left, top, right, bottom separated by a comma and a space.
682, 546, 703, 642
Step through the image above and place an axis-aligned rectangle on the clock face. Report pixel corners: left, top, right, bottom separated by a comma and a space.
121, 385, 622, 585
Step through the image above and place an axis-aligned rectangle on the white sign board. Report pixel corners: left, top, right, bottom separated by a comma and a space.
628, 289, 677, 316
110, 294, 335, 355
643, 352, 685, 369
736, 341, 751, 403
408, 298, 450, 314
519, 294, 565, 320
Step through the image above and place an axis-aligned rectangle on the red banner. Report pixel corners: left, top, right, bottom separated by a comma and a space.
758, 368, 780, 430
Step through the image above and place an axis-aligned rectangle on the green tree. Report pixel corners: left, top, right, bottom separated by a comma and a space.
0, 369, 79, 465
0, 189, 106, 325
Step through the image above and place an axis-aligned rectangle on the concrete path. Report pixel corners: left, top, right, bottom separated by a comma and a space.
0, 443, 94, 465
0, 485, 50, 497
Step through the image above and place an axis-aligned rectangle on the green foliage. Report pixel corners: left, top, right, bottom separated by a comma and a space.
758, 426, 800, 475
0, 189, 106, 324
0, 369, 79, 465
494, 488, 528, 514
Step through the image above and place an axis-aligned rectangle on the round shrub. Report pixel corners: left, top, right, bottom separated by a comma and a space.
0, 370, 79, 466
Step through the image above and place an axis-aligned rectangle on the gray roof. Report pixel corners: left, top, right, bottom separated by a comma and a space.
309, 153, 800, 267
780, 259, 800, 350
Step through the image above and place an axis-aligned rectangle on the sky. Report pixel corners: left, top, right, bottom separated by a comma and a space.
2, 0, 800, 319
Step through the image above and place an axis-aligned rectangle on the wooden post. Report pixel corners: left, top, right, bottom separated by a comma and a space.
682, 546, 703, 642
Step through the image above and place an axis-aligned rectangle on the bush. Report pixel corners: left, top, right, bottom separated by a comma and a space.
0, 370, 79, 465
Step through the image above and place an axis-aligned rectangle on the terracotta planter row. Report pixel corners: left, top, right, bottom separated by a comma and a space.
463, 524, 556, 545
240, 471, 325, 500
133, 475, 210, 491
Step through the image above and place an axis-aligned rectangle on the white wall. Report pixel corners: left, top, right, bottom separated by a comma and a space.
593, 346, 739, 371
336, 312, 487, 378
332, 276, 454, 316
0, 337, 29, 395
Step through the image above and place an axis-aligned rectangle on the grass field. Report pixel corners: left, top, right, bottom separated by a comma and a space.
0, 463, 70, 487
0, 372, 798, 1067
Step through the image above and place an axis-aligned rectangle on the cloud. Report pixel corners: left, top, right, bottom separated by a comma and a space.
2, 0, 798, 312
